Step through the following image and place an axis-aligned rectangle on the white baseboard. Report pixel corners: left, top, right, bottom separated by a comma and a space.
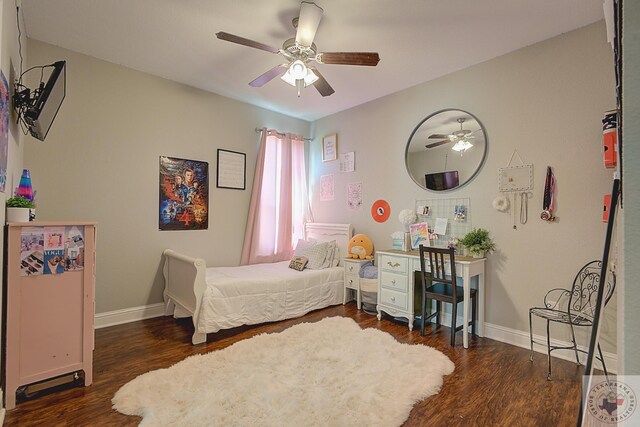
434, 311, 617, 373
94, 303, 166, 329
483, 322, 617, 374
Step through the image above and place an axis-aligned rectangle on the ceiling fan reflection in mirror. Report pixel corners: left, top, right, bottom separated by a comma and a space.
216, 1, 380, 97
426, 118, 478, 153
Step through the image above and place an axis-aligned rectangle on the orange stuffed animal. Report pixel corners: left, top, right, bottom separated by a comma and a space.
347, 234, 374, 260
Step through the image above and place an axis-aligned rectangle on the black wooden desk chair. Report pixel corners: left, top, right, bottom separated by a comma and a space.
528, 260, 616, 380
418, 245, 477, 346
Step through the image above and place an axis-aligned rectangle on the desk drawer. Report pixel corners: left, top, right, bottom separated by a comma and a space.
380, 255, 408, 274
380, 271, 408, 292
413, 258, 454, 276
379, 288, 408, 310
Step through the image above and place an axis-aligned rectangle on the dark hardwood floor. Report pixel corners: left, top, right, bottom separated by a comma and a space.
4, 304, 587, 426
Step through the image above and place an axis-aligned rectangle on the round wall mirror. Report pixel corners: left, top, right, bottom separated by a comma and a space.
405, 109, 488, 191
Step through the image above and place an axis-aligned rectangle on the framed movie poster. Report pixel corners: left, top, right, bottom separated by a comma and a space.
159, 156, 209, 230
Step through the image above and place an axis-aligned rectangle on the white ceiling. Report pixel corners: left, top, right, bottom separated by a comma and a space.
21, 0, 605, 122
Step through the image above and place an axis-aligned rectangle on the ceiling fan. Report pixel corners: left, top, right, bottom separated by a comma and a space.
425, 118, 477, 150
215, 1, 380, 97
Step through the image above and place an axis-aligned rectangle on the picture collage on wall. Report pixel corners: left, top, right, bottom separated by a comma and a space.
159, 156, 209, 231
20, 226, 85, 276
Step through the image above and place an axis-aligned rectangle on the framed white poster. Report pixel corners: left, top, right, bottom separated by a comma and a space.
320, 174, 335, 201
217, 149, 246, 190
322, 134, 337, 162
340, 152, 355, 172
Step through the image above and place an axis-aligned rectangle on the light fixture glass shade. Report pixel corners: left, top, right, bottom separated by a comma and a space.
304, 68, 318, 85
281, 66, 318, 88
451, 140, 473, 152
289, 60, 307, 79
281, 69, 297, 86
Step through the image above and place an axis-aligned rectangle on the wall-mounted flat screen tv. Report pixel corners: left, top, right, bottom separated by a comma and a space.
24, 61, 66, 141
425, 170, 460, 191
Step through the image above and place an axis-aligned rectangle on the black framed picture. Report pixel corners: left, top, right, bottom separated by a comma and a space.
216, 149, 246, 190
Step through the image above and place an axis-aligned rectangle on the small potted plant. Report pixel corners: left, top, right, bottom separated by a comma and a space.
460, 228, 496, 258
6, 195, 35, 223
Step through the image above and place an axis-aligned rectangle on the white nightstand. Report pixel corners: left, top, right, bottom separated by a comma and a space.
343, 258, 372, 309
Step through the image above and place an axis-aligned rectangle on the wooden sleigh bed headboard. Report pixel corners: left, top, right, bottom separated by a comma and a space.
163, 223, 353, 344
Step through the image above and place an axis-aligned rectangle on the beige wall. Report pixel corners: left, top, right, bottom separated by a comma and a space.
24, 22, 618, 353
24, 39, 310, 313
310, 22, 617, 351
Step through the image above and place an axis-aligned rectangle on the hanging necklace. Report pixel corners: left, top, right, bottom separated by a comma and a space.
520, 192, 529, 224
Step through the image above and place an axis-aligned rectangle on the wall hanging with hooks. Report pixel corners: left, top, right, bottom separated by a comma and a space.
495, 150, 534, 230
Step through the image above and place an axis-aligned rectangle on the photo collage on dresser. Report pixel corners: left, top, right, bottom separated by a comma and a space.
20, 226, 85, 276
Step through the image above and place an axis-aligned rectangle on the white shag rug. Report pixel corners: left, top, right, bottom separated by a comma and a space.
112, 317, 454, 427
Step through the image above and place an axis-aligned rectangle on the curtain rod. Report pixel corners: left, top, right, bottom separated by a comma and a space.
255, 128, 313, 141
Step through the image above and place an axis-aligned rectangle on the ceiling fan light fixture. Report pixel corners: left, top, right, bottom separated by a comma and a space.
289, 60, 308, 79
281, 65, 318, 88
452, 140, 473, 153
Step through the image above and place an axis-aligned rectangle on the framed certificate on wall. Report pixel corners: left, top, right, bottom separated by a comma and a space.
216, 149, 246, 190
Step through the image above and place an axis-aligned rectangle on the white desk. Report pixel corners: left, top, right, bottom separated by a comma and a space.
376, 249, 486, 348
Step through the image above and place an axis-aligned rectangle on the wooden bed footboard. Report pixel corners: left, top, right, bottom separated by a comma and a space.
162, 249, 208, 344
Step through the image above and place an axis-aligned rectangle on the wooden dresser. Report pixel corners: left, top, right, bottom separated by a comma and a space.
4, 222, 96, 409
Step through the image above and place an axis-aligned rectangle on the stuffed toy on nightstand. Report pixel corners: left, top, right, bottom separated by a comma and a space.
347, 234, 374, 260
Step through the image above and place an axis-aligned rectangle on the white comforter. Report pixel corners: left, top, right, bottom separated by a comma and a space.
197, 261, 344, 333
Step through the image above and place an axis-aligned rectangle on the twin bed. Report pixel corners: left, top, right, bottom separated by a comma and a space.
162, 223, 353, 344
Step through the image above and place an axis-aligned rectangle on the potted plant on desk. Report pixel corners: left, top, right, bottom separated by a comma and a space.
460, 228, 495, 258
6, 195, 35, 223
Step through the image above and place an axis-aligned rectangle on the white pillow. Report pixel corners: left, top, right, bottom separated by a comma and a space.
332, 246, 341, 267
294, 238, 317, 256
322, 240, 337, 269
299, 241, 329, 269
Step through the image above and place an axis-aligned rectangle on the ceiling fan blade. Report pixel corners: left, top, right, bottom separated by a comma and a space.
295, 2, 324, 47
249, 64, 289, 87
311, 68, 335, 97
426, 140, 451, 149
216, 32, 280, 53
317, 52, 380, 66
428, 134, 450, 139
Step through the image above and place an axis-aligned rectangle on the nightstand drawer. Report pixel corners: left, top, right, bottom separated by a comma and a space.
380, 271, 408, 292
344, 275, 359, 290
379, 288, 408, 310
380, 255, 408, 273
344, 261, 361, 275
